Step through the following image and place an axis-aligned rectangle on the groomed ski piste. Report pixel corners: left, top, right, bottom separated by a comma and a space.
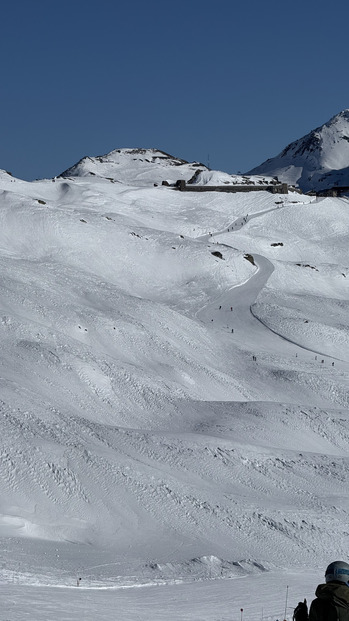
0, 149, 349, 620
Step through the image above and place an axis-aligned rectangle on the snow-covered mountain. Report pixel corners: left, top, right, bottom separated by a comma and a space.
59, 148, 208, 186
1, 151, 349, 620
248, 109, 349, 192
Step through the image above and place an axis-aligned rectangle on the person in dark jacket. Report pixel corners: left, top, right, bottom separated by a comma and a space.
309, 561, 349, 621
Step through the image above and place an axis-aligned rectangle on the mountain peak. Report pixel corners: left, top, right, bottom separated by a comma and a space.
58, 148, 208, 187
329, 108, 349, 122
247, 109, 349, 192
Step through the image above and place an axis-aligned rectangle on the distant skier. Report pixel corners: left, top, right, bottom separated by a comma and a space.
294, 561, 349, 621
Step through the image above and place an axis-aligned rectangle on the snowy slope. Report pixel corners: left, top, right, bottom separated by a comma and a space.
0, 153, 349, 620
248, 109, 349, 192
188, 169, 278, 186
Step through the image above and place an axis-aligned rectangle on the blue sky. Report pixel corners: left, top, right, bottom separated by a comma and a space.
1, 0, 349, 180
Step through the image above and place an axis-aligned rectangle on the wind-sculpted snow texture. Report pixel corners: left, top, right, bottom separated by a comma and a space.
248, 109, 349, 192
0, 150, 349, 620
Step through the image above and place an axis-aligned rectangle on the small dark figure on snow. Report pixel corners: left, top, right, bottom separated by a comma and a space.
293, 599, 308, 621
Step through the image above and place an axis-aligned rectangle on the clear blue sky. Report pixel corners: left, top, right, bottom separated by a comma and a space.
2, 0, 349, 180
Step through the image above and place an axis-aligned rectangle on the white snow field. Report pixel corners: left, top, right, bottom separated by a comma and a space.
0, 149, 349, 619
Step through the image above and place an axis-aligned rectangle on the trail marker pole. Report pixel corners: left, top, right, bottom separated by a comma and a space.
284, 585, 289, 621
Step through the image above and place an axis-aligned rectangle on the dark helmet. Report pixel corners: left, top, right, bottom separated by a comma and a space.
325, 561, 349, 585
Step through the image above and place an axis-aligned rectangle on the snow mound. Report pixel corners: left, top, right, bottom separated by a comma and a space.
146, 556, 270, 582
188, 169, 278, 186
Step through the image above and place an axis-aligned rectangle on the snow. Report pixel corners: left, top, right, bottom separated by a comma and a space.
188, 170, 278, 187
59, 148, 208, 187
0, 570, 320, 621
0, 151, 349, 619
248, 109, 349, 192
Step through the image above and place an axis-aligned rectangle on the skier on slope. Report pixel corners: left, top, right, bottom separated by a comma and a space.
293, 561, 349, 621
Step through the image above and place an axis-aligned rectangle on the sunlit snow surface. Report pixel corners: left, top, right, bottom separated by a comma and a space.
0, 152, 349, 619
248, 109, 349, 192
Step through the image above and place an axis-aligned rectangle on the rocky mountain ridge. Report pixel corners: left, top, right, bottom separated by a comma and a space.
247, 109, 349, 193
